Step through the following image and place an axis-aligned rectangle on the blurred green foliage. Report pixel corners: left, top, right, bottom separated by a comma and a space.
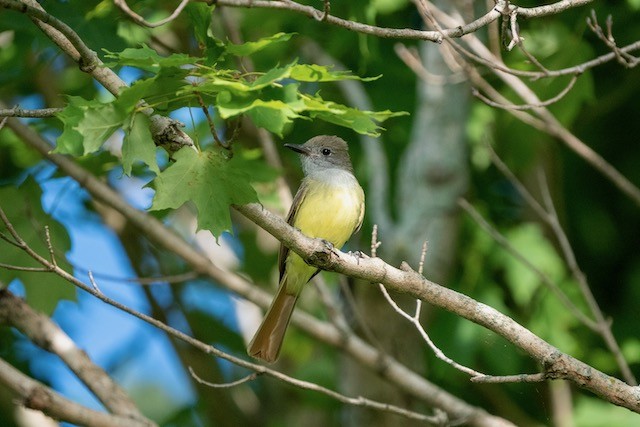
0, 0, 639, 425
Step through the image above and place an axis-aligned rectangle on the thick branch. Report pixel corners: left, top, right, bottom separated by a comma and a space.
1, 0, 193, 153
0, 357, 152, 427
234, 203, 640, 413
0, 289, 151, 423
213, 0, 592, 42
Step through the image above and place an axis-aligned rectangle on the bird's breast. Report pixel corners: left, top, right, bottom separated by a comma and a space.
292, 176, 364, 249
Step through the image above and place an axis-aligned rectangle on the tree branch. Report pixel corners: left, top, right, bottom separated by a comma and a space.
114, 0, 192, 28
213, 0, 592, 42
0, 356, 153, 427
418, 0, 640, 208
0, 107, 63, 118
0, 0, 193, 153
0, 290, 153, 422
235, 203, 640, 413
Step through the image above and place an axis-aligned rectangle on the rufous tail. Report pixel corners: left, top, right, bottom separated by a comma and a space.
247, 283, 299, 363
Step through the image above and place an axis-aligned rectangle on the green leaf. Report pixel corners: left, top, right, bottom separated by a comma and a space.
0, 178, 75, 314
0, 128, 42, 174
104, 45, 198, 72
185, 2, 225, 64
216, 91, 301, 137
574, 396, 640, 427
225, 32, 294, 56
289, 64, 378, 82
149, 147, 260, 236
136, 68, 193, 112
55, 96, 97, 156
74, 102, 126, 154
186, 2, 215, 46
250, 65, 293, 90
181, 74, 254, 95
115, 77, 158, 113
496, 223, 566, 306
303, 94, 407, 136
122, 113, 159, 175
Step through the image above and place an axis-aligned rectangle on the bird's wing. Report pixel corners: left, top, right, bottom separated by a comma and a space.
278, 179, 309, 281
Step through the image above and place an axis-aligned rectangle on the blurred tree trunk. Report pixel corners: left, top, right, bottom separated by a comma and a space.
340, 3, 469, 424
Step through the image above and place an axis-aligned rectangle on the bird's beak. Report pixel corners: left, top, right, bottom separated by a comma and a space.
284, 143, 311, 156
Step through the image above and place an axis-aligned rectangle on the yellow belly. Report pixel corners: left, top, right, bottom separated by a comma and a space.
283, 178, 364, 293
293, 181, 363, 247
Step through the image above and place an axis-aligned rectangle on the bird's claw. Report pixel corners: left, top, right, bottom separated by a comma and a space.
347, 250, 368, 265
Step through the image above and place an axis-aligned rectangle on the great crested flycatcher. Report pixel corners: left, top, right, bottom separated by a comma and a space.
248, 135, 365, 363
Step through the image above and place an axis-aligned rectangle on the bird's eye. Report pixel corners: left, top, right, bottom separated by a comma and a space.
321, 148, 331, 156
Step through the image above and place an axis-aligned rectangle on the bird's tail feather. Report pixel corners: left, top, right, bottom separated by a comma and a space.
247, 283, 299, 363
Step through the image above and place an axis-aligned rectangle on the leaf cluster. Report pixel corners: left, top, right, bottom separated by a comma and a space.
51, 6, 405, 237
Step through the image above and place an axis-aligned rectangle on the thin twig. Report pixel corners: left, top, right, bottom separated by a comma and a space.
378, 240, 484, 378
517, 43, 551, 76
415, 241, 428, 317
472, 74, 579, 110
194, 91, 229, 149
0, 107, 63, 118
0, 231, 22, 248
505, 9, 523, 51
72, 267, 199, 286
471, 373, 547, 384
44, 226, 57, 268
370, 224, 381, 258
394, 43, 467, 85
189, 367, 261, 388
587, 11, 639, 68
88, 270, 101, 294
0, 263, 50, 272
379, 283, 486, 378
113, 0, 191, 28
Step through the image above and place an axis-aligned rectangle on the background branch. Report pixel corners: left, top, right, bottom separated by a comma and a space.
0, 290, 150, 421
0, 356, 153, 427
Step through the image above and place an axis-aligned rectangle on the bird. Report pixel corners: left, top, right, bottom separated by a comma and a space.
247, 135, 365, 363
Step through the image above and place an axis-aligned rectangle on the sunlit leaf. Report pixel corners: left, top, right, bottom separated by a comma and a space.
303, 95, 407, 136
290, 64, 378, 82
104, 44, 198, 71
225, 32, 294, 56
